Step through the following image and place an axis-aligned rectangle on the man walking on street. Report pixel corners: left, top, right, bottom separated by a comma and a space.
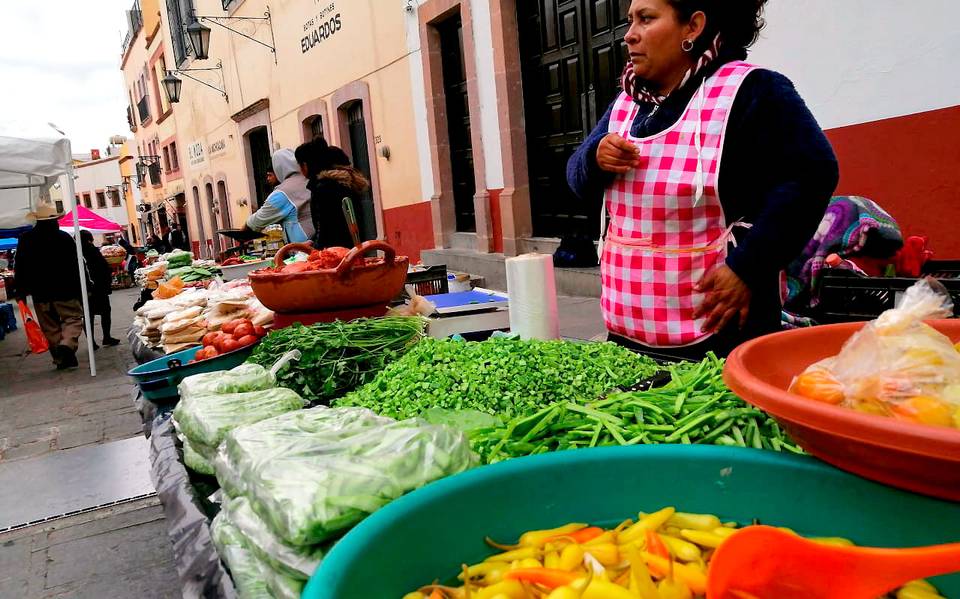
167, 223, 188, 252
14, 204, 85, 369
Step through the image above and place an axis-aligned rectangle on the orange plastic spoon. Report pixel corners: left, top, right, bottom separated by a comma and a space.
707, 526, 960, 599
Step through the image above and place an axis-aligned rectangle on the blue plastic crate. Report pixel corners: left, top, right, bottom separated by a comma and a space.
127, 343, 255, 402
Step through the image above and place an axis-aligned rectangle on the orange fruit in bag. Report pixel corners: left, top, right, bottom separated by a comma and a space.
891, 396, 954, 427
790, 368, 845, 405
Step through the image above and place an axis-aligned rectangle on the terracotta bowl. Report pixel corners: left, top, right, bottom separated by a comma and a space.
248, 240, 409, 313
724, 320, 960, 501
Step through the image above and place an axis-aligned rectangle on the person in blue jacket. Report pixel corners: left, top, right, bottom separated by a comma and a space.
566, 0, 839, 359
245, 149, 315, 243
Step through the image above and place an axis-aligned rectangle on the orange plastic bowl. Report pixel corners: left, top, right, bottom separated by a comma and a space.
248, 240, 409, 314
725, 320, 960, 501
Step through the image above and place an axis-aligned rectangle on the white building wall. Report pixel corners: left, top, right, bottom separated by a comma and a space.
750, 0, 960, 130
72, 158, 130, 228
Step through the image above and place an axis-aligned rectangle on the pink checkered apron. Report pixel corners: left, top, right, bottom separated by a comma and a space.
600, 61, 758, 347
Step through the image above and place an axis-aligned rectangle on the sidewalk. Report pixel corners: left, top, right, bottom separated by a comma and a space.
0, 288, 181, 599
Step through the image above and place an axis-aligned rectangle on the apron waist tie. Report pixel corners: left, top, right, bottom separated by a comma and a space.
607, 221, 751, 254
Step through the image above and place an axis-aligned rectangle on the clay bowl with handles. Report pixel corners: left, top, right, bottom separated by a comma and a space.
248, 240, 409, 313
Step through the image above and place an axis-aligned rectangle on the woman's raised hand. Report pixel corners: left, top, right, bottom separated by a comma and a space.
596, 133, 640, 174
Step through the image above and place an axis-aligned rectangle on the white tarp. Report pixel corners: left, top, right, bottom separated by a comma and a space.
0, 125, 97, 376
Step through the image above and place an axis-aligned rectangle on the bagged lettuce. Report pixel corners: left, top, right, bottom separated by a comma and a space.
174, 387, 307, 458
215, 407, 475, 546
221, 495, 324, 580
178, 363, 276, 403
210, 512, 272, 599
791, 278, 960, 428
181, 437, 216, 475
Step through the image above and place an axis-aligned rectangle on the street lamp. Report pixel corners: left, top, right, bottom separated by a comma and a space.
187, 19, 212, 60
162, 72, 183, 103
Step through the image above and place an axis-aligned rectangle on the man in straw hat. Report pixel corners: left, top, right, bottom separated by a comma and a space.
14, 203, 84, 369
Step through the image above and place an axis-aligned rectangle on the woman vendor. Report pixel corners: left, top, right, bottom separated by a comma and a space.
567, 0, 838, 359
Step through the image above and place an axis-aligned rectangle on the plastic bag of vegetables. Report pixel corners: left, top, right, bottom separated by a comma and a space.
174, 387, 307, 459
215, 407, 476, 546
178, 351, 300, 402
791, 278, 960, 428
220, 495, 325, 580
210, 512, 272, 599
181, 436, 215, 476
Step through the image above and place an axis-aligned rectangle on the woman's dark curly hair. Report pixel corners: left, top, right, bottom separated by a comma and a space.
666, 0, 768, 55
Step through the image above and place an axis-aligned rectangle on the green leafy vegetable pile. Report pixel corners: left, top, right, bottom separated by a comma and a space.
336, 337, 659, 419
247, 317, 425, 404
470, 354, 804, 463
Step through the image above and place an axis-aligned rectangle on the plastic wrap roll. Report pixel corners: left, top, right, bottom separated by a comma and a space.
506, 253, 560, 340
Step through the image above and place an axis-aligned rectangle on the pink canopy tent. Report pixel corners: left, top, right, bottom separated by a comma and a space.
59, 205, 123, 234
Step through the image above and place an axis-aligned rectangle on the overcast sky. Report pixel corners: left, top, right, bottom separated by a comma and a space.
0, 1, 131, 152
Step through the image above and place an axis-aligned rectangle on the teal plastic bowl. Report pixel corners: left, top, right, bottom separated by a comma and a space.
127, 343, 254, 402
304, 445, 960, 598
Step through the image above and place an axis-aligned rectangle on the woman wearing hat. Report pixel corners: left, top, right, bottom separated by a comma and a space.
14, 203, 84, 369
567, 0, 838, 359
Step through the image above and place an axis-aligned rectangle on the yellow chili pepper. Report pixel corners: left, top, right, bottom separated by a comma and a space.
660, 534, 702, 562
582, 580, 641, 599
666, 512, 721, 532
810, 536, 855, 547
897, 586, 945, 599
619, 507, 676, 544
460, 562, 506, 580
402, 593, 426, 599
485, 547, 541, 563
642, 552, 707, 595
658, 578, 694, 599
904, 580, 938, 593
584, 543, 620, 567
474, 580, 526, 599
680, 529, 726, 549
583, 531, 616, 546
626, 545, 659, 599
712, 527, 737, 539
558, 544, 585, 571
518, 558, 543, 569
547, 587, 583, 599
519, 524, 587, 547
544, 546, 561, 569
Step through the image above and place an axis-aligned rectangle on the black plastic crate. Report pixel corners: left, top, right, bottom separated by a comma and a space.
817, 270, 960, 324
403, 265, 449, 298
921, 260, 960, 279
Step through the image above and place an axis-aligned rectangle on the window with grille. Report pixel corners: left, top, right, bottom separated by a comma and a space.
96, 191, 107, 209
163, 147, 171, 172
310, 116, 324, 141
56, 200, 64, 213
110, 189, 122, 207
82, 193, 92, 208
170, 142, 179, 170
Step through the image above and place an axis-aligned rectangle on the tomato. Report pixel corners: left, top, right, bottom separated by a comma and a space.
233, 323, 254, 338
236, 334, 258, 347
220, 338, 242, 353
253, 326, 267, 338
202, 332, 220, 347
194, 347, 218, 361
222, 320, 240, 335
215, 334, 234, 353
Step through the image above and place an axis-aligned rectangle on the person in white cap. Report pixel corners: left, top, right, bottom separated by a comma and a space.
14, 203, 84, 369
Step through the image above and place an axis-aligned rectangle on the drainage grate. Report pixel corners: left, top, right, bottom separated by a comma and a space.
0, 492, 159, 535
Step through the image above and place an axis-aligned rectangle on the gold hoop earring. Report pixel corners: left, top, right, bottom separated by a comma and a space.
682, 39, 695, 52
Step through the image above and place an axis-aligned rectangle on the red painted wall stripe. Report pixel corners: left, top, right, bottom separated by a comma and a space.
825, 105, 960, 258
382, 201, 434, 263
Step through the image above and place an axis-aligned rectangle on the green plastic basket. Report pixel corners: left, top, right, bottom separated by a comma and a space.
304, 445, 960, 598
127, 344, 254, 402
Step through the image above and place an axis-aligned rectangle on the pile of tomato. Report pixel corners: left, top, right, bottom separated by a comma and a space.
190, 318, 268, 362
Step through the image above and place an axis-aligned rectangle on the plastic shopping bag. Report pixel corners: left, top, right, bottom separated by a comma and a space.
791, 278, 960, 428
18, 300, 49, 354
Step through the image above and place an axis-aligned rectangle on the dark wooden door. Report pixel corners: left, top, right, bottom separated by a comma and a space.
347, 103, 378, 242
518, 0, 631, 238
248, 127, 272, 209
439, 15, 477, 233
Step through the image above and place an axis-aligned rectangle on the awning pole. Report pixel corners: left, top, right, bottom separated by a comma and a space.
63, 140, 97, 377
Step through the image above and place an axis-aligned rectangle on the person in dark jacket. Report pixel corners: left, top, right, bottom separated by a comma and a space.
305, 146, 370, 249
566, 0, 838, 359
14, 204, 85, 369
166, 223, 188, 252
80, 230, 121, 348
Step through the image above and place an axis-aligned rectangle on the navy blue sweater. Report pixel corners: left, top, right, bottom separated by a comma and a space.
567, 57, 839, 338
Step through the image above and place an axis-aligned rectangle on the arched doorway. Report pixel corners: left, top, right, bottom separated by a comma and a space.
192, 185, 207, 258
205, 182, 221, 257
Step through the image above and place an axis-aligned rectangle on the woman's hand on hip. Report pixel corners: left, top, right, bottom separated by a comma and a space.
693, 265, 751, 334
596, 133, 640, 174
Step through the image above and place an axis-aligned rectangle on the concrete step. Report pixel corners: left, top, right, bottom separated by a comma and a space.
421, 248, 601, 297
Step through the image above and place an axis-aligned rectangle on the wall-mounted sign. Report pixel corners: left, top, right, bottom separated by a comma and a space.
208, 138, 228, 158
301, 2, 342, 54
187, 141, 206, 167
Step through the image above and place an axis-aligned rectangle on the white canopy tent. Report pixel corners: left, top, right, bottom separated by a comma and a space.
0, 126, 97, 376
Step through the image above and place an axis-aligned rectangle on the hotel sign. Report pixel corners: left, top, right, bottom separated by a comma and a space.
187, 141, 206, 167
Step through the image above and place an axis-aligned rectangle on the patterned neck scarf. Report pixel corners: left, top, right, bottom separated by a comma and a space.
621, 33, 723, 106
